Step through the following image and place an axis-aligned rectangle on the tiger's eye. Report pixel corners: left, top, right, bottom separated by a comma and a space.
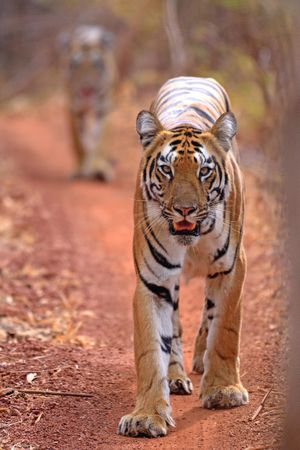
200, 166, 211, 177
161, 165, 172, 175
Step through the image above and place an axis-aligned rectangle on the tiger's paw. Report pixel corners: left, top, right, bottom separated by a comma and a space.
118, 412, 174, 438
201, 384, 248, 409
92, 169, 113, 182
118, 399, 175, 438
192, 354, 204, 374
169, 376, 193, 395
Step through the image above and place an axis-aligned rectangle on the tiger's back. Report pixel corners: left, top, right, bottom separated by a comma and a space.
151, 76, 238, 161
152, 76, 230, 131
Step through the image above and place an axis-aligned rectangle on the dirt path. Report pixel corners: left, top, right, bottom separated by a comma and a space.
0, 99, 285, 450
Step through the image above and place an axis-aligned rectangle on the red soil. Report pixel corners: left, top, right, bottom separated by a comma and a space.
0, 98, 285, 450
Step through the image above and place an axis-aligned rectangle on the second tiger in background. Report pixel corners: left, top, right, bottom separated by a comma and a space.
60, 25, 117, 181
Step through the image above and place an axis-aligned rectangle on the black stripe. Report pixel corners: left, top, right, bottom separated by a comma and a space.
224, 171, 228, 186
170, 126, 203, 134
160, 99, 215, 121
166, 104, 216, 127
157, 86, 224, 113
201, 216, 216, 235
190, 106, 215, 125
141, 132, 156, 147
206, 298, 215, 310
143, 155, 151, 183
183, 78, 228, 100
150, 182, 160, 197
208, 173, 217, 189
165, 78, 226, 104
135, 255, 173, 307
223, 201, 227, 220
213, 227, 231, 262
211, 187, 221, 198
143, 254, 158, 278
208, 225, 243, 279
143, 229, 181, 270
144, 184, 152, 201
161, 335, 172, 354
157, 89, 204, 109
185, 78, 229, 112
215, 161, 223, 186
149, 158, 156, 177
170, 139, 182, 146
144, 215, 167, 254
191, 140, 203, 147
223, 92, 230, 112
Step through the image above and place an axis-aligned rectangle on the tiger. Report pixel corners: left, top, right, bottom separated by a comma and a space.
62, 25, 117, 181
118, 76, 248, 438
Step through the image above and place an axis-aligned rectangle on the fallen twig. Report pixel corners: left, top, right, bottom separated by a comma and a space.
250, 388, 272, 421
245, 446, 273, 450
34, 411, 43, 424
3, 388, 93, 398
261, 407, 285, 417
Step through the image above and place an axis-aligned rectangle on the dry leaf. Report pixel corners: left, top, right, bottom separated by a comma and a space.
26, 373, 37, 384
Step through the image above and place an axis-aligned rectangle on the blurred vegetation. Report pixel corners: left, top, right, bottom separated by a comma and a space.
0, 0, 293, 148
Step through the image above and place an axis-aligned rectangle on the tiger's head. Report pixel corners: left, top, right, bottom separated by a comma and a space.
137, 110, 237, 246
62, 25, 114, 104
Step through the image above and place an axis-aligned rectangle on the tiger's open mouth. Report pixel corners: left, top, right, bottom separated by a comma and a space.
169, 220, 200, 236
80, 86, 95, 98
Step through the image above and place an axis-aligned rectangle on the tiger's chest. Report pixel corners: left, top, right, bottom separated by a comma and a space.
183, 212, 234, 279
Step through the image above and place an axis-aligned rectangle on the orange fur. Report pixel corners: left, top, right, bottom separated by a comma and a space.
118, 77, 247, 438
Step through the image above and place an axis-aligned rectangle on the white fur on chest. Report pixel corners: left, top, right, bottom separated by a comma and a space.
183, 208, 231, 279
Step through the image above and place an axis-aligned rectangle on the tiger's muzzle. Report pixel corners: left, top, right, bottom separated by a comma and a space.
169, 220, 201, 237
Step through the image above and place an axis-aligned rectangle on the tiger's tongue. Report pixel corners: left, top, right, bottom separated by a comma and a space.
173, 220, 196, 231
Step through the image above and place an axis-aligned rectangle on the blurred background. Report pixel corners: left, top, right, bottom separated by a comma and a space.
0, 0, 292, 152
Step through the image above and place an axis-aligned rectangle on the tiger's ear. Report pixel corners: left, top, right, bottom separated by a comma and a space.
211, 112, 237, 152
136, 110, 163, 149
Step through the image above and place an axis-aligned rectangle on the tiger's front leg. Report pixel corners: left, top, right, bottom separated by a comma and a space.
80, 117, 113, 181
118, 280, 175, 438
200, 248, 248, 409
68, 111, 86, 178
168, 285, 193, 395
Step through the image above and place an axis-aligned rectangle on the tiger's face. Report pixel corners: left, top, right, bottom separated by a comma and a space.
64, 26, 114, 104
137, 111, 237, 246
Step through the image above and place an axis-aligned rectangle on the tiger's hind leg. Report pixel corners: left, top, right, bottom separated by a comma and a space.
192, 299, 209, 374
168, 285, 193, 395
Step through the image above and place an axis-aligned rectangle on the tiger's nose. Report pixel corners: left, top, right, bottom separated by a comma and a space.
173, 205, 197, 217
